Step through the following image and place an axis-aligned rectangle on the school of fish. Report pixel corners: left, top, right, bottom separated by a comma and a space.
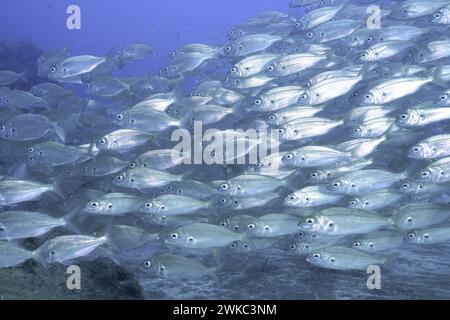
1, 0, 450, 286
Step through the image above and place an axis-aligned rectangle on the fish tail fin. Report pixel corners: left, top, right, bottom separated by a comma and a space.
52, 172, 81, 199
52, 124, 66, 143
283, 170, 302, 191
63, 208, 82, 234
19, 69, 29, 83
431, 63, 448, 88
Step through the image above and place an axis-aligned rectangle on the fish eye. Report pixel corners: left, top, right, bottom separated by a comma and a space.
107, 203, 113, 209
267, 65, 274, 72
188, 236, 194, 242
434, 13, 441, 18
295, 22, 301, 28
418, 185, 423, 189
349, 200, 357, 206
116, 114, 123, 120
284, 153, 293, 160
440, 94, 448, 101
330, 258, 335, 263
116, 175, 123, 181
353, 242, 360, 247
366, 36, 373, 43
220, 198, 227, 204
230, 242, 237, 248
300, 94, 308, 100
50, 67, 56, 73
0, 225, 5, 232
402, 183, 409, 188
28, 147, 34, 153
143, 260, 152, 267
424, 233, 430, 239
289, 244, 296, 250
159, 266, 165, 271
311, 172, 317, 177
421, 171, 429, 177
129, 162, 136, 168
307, 32, 313, 38
350, 183, 356, 188
145, 202, 152, 208
406, 217, 413, 223
170, 232, 178, 239
247, 223, 256, 229
312, 253, 320, 259
90, 202, 99, 207
50, 250, 56, 256
225, 46, 232, 52
360, 52, 368, 58
100, 139, 106, 144
230, 67, 237, 73
0, 125, 5, 131
278, 128, 285, 134
408, 233, 415, 238
288, 194, 296, 201
220, 183, 229, 190
254, 99, 262, 106
306, 218, 314, 224
400, 114, 408, 120
256, 162, 262, 168
332, 181, 341, 187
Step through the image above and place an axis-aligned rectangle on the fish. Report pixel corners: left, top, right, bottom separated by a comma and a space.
141, 254, 215, 279
347, 190, 404, 210
113, 167, 184, 191
35, 234, 109, 265
0, 114, 65, 142
327, 169, 406, 195
417, 157, 450, 183
246, 213, 300, 237
0, 210, 75, 240
164, 223, 244, 249
406, 225, 450, 244
393, 203, 450, 230
299, 207, 393, 235
27, 141, 91, 168
307, 246, 386, 270
408, 134, 450, 159
352, 231, 404, 253
282, 146, 352, 168
139, 194, 210, 217
48, 55, 108, 80
120, 44, 154, 62
0, 70, 28, 86
84, 192, 144, 216
0, 178, 63, 206
285, 185, 343, 208
0, 242, 35, 268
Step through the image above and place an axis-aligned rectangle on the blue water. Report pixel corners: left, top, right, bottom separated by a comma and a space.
0, 0, 289, 75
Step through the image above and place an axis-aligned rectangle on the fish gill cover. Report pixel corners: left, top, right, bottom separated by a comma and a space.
1, 0, 450, 300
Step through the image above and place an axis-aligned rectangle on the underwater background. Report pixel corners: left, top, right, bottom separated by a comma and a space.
1, 0, 450, 300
